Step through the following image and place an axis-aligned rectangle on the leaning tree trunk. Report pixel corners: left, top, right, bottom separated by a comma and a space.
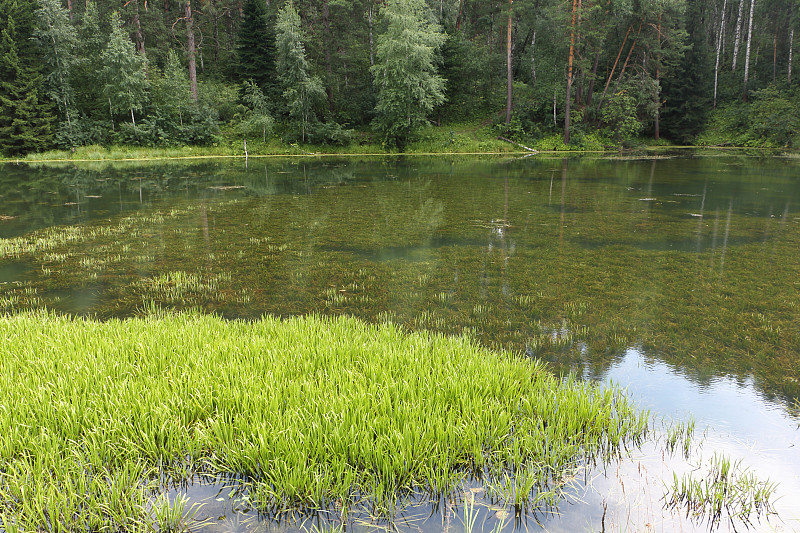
743, 0, 756, 101
563, 0, 578, 144
506, 0, 513, 125
732, 0, 745, 70
714, 0, 728, 108
185, 0, 198, 102
599, 24, 632, 108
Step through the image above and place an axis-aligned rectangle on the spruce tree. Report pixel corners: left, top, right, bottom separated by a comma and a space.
236, 0, 278, 102
660, 0, 712, 143
0, 0, 54, 155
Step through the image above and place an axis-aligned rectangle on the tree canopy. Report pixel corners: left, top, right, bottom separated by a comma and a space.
1, 0, 799, 155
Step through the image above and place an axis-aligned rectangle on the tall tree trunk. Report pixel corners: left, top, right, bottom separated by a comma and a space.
322, 0, 335, 112
563, 0, 578, 143
743, 0, 756, 101
530, 30, 536, 84
66, 0, 73, 21
585, 51, 599, 106
456, 0, 464, 31
575, 0, 583, 105
185, 0, 198, 102
133, 0, 146, 56
506, 0, 513, 125
654, 13, 661, 140
732, 0, 745, 70
368, 6, 374, 67
714, 0, 728, 108
773, 29, 778, 81
789, 28, 794, 84
211, 0, 220, 70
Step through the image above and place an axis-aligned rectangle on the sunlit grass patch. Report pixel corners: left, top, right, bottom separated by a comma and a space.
0, 310, 649, 530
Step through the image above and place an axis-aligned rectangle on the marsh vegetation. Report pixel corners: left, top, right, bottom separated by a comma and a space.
0, 154, 797, 531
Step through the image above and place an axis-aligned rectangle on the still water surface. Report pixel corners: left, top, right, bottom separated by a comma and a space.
1, 154, 799, 531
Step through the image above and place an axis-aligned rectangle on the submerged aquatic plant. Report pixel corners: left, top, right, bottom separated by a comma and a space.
665, 452, 777, 530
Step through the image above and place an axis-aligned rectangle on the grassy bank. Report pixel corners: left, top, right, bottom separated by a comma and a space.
0, 310, 650, 531
0, 121, 679, 163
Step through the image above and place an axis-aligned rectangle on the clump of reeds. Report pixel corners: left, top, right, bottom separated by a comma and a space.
0, 310, 649, 530
665, 452, 777, 529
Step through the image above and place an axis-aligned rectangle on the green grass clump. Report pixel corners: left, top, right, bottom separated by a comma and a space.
0, 310, 648, 530
665, 452, 777, 529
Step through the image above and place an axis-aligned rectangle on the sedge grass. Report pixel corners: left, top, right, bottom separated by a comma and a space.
665, 452, 778, 529
0, 310, 648, 530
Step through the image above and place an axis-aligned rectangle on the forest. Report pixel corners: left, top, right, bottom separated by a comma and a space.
1, 0, 799, 156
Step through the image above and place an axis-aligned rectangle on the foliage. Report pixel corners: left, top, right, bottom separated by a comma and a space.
0, 0, 54, 156
275, 1, 326, 143
34, 0, 78, 129
236, 0, 278, 101
371, 0, 446, 151
699, 85, 800, 148
602, 89, 643, 142
151, 50, 193, 127
235, 79, 275, 142
101, 11, 148, 126
0, 0, 797, 153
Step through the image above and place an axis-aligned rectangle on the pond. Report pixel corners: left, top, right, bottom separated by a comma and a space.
1, 153, 799, 532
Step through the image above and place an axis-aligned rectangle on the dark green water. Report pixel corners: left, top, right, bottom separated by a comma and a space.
1, 154, 799, 531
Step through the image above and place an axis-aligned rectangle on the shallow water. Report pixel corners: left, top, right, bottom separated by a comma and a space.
1, 153, 799, 531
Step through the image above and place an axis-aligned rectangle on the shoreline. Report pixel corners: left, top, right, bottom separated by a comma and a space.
0, 144, 783, 165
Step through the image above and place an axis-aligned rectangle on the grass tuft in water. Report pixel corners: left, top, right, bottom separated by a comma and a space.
0, 310, 649, 530
665, 452, 777, 529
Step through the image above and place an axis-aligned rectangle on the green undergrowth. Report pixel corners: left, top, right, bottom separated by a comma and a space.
0, 310, 649, 531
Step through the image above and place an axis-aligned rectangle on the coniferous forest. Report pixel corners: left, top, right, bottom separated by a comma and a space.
1, 0, 799, 156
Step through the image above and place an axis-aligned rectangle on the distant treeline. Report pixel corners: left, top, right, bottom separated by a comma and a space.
1, 0, 799, 155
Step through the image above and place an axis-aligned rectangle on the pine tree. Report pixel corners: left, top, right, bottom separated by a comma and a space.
236, 0, 278, 101
276, 1, 326, 143
0, 0, 54, 155
371, 0, 446, 150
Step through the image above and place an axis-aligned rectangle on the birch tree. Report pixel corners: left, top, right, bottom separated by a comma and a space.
713, 0, 728, 107
101, 12, 149, 127
742, 0, 756, 100
34, 0, 77, 129
732, 0, 746, 69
